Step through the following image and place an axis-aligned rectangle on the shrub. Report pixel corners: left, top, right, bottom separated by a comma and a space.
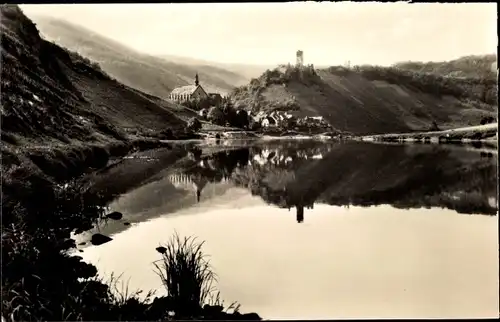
153, 233, 218, 317
480, 116, 496, 125
187, 117, 202, 132
207, 106, 225, 126
234, 109, 249, 129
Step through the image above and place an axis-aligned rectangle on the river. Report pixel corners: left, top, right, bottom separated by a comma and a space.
73, 140, 499, 319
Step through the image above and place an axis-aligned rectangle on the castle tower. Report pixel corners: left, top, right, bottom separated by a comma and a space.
192, 176, 208, 203
195, 73, 199, 86
296, 50, 304, 67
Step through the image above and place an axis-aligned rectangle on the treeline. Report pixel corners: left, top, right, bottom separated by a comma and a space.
327, 63, 497, 105
393, 54, 497, 79
181, 96, 253, 130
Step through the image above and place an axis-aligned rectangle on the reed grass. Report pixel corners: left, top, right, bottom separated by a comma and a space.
153, 232, 218, 315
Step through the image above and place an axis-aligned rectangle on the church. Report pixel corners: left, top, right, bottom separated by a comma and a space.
169, 73, 209, 102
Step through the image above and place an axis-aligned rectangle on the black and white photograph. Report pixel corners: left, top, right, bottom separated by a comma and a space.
1, 2, 498, 321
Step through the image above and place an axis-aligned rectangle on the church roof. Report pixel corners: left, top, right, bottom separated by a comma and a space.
170, 85, 202, 96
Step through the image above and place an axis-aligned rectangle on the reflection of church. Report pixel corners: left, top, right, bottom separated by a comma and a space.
168, 173, 229, 202
288, 203, 314, 223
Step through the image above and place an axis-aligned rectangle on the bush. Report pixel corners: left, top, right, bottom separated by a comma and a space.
187, 117, 202, 132
248, 119, 262, 131
234, 109, 249, 129
181, 97, 212, 111
480, 116, 496, 125
153, 233, 218, 317
207, 106, 225, 126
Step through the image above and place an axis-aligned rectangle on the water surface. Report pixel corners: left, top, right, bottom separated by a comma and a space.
76, 141, 499, 319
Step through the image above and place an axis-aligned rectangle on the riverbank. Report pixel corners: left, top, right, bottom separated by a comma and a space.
1, 134, 262, 321
194, 123, 498, 145
360, 123, 498, 143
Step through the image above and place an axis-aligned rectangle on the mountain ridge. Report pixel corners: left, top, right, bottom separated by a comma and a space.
393, 54, 497, 78
26, 15, 250, 97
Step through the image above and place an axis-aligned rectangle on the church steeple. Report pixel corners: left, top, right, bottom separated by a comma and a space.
195, 73, 199, 86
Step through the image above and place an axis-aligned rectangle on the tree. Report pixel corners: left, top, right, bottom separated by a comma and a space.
235, 109, 249, 129
480, 116, 495, 125
248, 118, 262, 131
198, 97, 211, 110
181, 97, 211, 111
220, 99, 238, 127
187, 117, 202, 132
207, 106, 225, 126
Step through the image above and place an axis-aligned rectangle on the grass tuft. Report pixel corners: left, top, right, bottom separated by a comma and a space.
153, 232, 220, 316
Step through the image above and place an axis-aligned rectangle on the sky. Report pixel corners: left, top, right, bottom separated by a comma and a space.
20, 2, 498, 66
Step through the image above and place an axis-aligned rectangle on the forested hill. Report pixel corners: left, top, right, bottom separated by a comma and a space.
230, 57, 497, 136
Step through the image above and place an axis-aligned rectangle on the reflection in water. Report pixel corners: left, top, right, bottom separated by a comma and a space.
76, 141, 498, 319
165, 142, 497, 222
289, 205, 314, 223
168, 173, 232, 203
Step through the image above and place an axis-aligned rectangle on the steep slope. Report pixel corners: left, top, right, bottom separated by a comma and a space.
394, 54, 497, 78
0, 4, 185, 147
230, 64, 498, 135
27, 15, 248, 96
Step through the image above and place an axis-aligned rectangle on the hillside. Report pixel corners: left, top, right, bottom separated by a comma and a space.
230, 63, 498, 136
1, 4, 187, 149
26, 15, 249, 96
393, 54, 497, 78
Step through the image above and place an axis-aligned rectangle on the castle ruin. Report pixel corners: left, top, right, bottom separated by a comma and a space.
296, 50, 304, 67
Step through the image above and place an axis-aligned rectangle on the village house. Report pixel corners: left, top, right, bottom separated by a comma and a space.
256, 110, 295, 128
198, 108, 208, 118
169, 73, 208, 101
250, 109, 331, 129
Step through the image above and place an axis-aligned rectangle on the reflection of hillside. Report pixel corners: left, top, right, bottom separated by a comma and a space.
207, 143, 497, 217
79, 147, 188, 203
78, 176, 235, 244
81, 141, 497, 241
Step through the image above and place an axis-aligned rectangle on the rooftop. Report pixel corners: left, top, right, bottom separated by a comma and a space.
170, 85, 201, 96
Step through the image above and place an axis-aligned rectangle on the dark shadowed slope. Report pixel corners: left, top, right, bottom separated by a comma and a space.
27, 15, 249, 96
1, 4, 185, 147
230, 64, 497, 135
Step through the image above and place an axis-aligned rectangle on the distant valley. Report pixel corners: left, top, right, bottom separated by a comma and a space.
27, 15, 266, 97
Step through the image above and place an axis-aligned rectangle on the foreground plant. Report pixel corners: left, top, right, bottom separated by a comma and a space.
153, 233, 220, 317
2, 162, 260, 320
